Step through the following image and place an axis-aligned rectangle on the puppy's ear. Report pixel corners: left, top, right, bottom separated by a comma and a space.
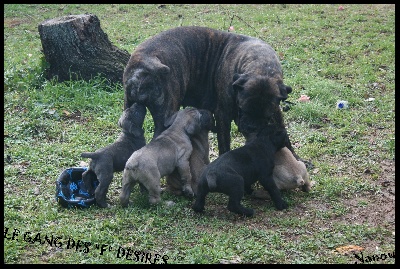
199, 109, 215, 131
185, 121, 201, 135
118, 113, 128, 130
285, 84, 292, 95
130, 103, 147, 125
185, 110, 201, 135
164, 111, 178, 128
118, 104, 146, 137
129, 128, 144, 137
271, 129, 288, 150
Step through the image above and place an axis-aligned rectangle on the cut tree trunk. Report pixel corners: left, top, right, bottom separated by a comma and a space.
38, 13, 130, 85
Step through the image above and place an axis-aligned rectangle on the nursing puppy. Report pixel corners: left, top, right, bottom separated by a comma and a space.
192, 126, 288, 217
120, 108, 214, 207
81, 103, 146, 208
123, 26, 308, 166
252, 147, 311, 200
165, 128, 210, 197
274, 147, 311, 191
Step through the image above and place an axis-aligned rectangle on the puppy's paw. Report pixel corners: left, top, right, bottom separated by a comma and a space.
120, 201, 130, 208
183, 185, 194, 198
251, 189, 271, 200
302, 183, 311, 193
139, 183, 147, 194
149, 196, 161, 205
119, 195, 130, 208
96, 200, 109, 208
275, 200, 288, 211
242, 208, 255, 217
192, 203, 205, 213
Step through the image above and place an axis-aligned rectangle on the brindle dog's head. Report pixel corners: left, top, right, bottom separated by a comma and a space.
232, 73, 292, 137
123, 56, 170, 109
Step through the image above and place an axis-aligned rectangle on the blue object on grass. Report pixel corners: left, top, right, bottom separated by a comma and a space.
55, 167, 99, 208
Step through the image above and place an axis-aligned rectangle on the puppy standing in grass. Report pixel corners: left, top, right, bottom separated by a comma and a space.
164, 128, 211, 197
81, 103, 146, 208
120, 107, 214, 207
192, 126, 289, 217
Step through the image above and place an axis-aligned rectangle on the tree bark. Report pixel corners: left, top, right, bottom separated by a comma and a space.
38, 13, 130, 85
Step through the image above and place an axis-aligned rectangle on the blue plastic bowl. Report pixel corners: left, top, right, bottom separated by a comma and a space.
55, 167, 99, 208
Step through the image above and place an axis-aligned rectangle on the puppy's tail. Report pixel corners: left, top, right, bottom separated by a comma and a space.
81, 152, 100, 159
125, 158, 139, 171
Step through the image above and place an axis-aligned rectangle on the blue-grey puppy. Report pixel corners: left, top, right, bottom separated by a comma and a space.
81, 103, 146, 208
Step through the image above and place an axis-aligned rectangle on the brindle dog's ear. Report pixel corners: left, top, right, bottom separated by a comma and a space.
278, 83, 292, 101
232, 73, 248, 92
144, 56, 170, 75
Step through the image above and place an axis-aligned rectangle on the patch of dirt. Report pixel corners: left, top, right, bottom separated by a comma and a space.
4, 18, 27, 28
340, 157, 395, 252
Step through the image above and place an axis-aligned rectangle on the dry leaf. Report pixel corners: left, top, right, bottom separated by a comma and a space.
79, 161, 89, 167
335, 245, 364, 254
219, 255, 241, 264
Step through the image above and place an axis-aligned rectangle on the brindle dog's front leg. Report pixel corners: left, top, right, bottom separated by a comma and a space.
150, 104, 179, 139
214, 106, 232, 155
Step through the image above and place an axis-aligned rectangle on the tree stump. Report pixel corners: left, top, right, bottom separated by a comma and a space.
38, 13, 131, 85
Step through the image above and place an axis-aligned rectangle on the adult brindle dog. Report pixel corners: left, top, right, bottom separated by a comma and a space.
124, 26, 306, 163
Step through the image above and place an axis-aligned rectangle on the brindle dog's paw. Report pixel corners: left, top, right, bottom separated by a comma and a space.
192, 203, 204, 213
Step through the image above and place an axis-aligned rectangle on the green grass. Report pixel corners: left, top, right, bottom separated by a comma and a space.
4, 4, 395, 264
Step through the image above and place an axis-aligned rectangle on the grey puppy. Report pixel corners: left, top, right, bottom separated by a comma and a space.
119, 107, 214, 207
81, 103, 146, 208
252, 147, 311, 200
165, 128, 210, 197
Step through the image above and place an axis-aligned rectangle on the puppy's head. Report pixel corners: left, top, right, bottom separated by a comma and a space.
82, 170, 98, 196
164, 107, 213, 136
253, 125, 287, 150
118, 103, 147, 137
197, 109, 215, 131
269, 128, 288, 151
